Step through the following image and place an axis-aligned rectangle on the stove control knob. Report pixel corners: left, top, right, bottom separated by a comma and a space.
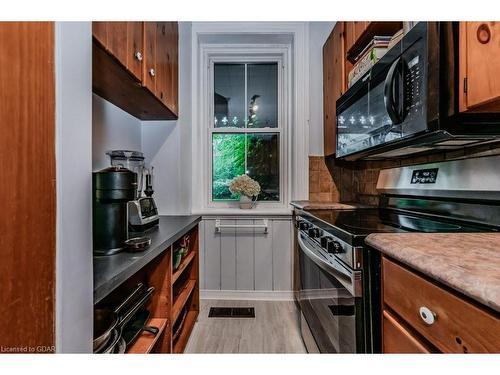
299, 221, 311, 231
308, 227, 321, 238
327, 241, 343, 254
320, 236, 333, 248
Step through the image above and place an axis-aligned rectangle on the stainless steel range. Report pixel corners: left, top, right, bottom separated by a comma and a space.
295, 156, 500, 353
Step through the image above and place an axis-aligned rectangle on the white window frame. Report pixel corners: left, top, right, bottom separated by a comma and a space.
208, 54, 288, 209
196, 45, 292, 211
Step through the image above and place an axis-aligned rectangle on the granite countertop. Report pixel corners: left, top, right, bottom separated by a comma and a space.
94, 215, 201, 304
290, 201, 371, 210
366, 233, 500, 312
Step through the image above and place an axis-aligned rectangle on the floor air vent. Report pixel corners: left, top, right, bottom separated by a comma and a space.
208, 307, 255, 318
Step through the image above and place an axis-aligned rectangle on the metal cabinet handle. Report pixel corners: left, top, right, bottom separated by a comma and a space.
134, 51, 143, 61
149, 68, 155, 77
419, 306, 437, 325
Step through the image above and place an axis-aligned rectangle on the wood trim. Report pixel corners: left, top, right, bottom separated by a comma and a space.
172, 251, 196, 284
459, 22, 468, 112
0, 22, 56, 352
126, 318, 168, 354
172, 280, 197, 324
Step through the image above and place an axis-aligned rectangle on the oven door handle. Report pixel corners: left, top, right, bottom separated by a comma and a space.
384, 57, 403, 125
298, 232, 362, 297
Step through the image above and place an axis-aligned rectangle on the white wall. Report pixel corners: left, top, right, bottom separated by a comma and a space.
308, 22, 335, 156
141, 22, 192, 215
55, 22, 93, 353
92, 94, 142, 171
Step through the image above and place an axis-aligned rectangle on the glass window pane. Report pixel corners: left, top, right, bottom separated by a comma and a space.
246, 63, 278, 128
246, 133, 280, 201
212, 133, 246, 200
212, 133, 279, 201
214, 63, 245, 128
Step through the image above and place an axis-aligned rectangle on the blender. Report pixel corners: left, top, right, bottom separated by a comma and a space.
107, 150, 160, 233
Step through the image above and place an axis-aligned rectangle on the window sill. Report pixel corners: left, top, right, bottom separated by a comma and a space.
192, 207, 293, 216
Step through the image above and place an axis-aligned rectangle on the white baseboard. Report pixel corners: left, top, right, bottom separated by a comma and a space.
200, 290, 294, 301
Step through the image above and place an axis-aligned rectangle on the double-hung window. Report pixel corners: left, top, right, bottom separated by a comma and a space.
210, 59, 285, 205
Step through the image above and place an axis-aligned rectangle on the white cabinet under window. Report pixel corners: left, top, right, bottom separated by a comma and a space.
199, 217, 293, 297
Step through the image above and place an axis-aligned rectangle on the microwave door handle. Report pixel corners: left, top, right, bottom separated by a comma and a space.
384, 57, 402, 125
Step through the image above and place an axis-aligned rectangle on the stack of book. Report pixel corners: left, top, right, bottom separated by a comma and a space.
347, 35, 392, 88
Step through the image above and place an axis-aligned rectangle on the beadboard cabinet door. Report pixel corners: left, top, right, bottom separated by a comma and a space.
199, 218, 293, 295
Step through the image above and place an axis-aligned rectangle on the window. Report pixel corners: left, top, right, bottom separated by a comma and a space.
210, 61, 282, 203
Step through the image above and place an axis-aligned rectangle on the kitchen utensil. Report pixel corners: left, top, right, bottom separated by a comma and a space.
114, 338, 127, 354
119, 286, 155, 327
173, 248, 183, 270
95, 328, 121, 354
93, 283, 145, 351
124, 236, 151, 252
122, 309, 159, 347
172, 307, 188, 342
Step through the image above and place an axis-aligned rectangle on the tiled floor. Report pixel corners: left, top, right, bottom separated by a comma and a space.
184, 299, 307, 353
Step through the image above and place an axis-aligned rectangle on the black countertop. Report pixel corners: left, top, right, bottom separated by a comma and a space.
93, 215, 202, 304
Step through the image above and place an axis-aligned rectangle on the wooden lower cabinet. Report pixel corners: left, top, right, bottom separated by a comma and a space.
382, 256, 500, 353
382, 310, 432, 353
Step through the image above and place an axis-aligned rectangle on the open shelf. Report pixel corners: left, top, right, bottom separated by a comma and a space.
126, 317, 168, 354
172, 252, 196, 284
172, 279, 196, 324
346, 21, 403, 63
173, 310, 198, 353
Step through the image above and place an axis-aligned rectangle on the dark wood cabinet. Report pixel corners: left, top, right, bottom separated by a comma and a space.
459, 22, 500, 112
92, 21, 178, 120
323, 22, 345, 156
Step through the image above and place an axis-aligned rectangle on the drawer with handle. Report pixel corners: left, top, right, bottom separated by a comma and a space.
382, 256, 500, 353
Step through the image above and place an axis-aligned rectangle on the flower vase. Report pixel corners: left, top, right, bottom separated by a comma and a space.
239, 195, 254, 209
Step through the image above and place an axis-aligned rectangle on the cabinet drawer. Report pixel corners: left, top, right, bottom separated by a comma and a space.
382, 257, 500, 353
382, 310, 432, 353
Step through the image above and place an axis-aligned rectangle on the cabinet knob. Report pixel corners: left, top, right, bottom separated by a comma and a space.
149, 68, 155, 77
419, 306, 437, 325
477, 23, 491, 44
134, 51, 143, 61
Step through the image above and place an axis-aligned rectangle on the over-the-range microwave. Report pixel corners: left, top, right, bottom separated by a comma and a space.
335, 22, 500, 161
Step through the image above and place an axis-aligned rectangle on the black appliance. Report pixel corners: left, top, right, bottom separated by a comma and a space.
336, 22, 500, 161
93, 166, 137, 256
295, 156, 500, 353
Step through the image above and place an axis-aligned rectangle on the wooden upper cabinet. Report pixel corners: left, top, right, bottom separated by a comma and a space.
154, 22, 178, 115
460, 22, 500, 112
92, 21, 178, 120
323, 22, 345, 156
144, 22, 157, 94
93, 22, 143, 83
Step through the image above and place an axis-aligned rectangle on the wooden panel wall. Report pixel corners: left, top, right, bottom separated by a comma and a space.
0, 22, 56, 352
200, 218, 293, 293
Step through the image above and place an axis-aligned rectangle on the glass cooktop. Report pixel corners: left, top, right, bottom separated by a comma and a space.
302, 208, 489, 245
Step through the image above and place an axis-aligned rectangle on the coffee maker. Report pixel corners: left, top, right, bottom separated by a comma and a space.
93, 166, 136, 255
106, 150, 159, 232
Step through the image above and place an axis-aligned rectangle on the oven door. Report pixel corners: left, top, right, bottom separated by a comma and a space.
297, 232, 365, 353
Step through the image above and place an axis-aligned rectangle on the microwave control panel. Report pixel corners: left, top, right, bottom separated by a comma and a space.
404, 54, 424, 120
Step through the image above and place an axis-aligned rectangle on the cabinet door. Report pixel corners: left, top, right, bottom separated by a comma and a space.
155, 22, 178, 115
144, 22, 157, 94
323, 22, 345, 156
106, 22, 128, 67
92, 22, 107, 46
460, 22, 500, 111
344, 22, 355, 54
126, 22, 144, 82
383, 310, 432, 353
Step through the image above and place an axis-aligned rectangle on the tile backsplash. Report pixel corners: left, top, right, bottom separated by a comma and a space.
310, 141, 500, 206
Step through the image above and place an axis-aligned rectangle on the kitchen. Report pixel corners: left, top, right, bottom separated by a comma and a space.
1, 1, 500, 372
